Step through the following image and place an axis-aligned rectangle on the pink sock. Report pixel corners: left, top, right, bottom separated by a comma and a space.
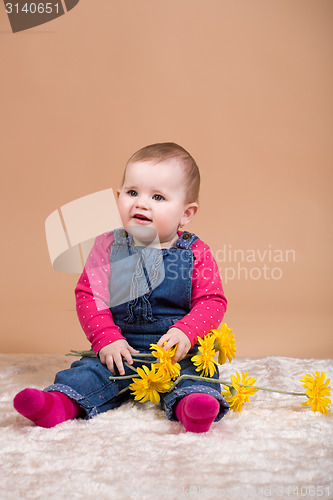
13, 388, 83, 428
175, 393, 220, 433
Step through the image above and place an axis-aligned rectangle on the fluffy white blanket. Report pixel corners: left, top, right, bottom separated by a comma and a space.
1, 354, 332, 500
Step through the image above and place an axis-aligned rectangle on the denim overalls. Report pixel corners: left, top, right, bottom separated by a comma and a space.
45, 229, 229, 422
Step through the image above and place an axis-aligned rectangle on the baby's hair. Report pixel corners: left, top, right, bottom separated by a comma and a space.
124, 142, 200, 204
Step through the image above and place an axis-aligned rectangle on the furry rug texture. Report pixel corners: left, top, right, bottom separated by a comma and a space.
1, 354, 332, 500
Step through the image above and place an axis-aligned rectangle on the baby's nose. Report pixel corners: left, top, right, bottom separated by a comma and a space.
135, 196, 150, 209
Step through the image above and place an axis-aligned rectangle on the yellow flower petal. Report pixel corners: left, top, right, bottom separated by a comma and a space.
150, 343, 181, 380
210, 323, 236, 365
191, 335, 217, 377
129, 363, 173, 404
221, 371, 258, 412
300, 371, 331, 414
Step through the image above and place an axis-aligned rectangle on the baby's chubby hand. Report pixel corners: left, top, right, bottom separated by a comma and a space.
157, 327, 191, 363
98, 339, 140, 376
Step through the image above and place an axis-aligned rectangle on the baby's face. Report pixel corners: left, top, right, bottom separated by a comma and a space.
117, 159, 194, 247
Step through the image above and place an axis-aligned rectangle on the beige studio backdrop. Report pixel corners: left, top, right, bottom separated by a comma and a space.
0, 0, 332, 357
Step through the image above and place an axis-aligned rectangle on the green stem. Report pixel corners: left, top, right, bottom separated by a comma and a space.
168, 374, 232, 392
250, 385, 306, 397
168, 374, 306, 397
124, 362, 139, 373
129, 353, 155, 358
131, 357, 153, 363
66, 350, 157, 359
66, 350, 97, 358
108, 374, 140, 381
66, 350, 197, 359
116, 386, 131, 397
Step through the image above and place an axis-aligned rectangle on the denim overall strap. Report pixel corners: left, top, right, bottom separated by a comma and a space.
113, 227, 133, 246
173, 231, 198, 250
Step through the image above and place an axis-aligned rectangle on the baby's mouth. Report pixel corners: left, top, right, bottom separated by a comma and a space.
132, 213, 152, 223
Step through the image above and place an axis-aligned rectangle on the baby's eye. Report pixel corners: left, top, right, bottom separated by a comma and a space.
128, 190, 138, 197
152, 194, 165, 201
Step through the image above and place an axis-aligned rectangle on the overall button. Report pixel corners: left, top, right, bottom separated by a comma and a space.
182, 233, 191, 240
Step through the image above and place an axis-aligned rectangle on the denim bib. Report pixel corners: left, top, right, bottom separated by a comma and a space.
109, 228, 199, 336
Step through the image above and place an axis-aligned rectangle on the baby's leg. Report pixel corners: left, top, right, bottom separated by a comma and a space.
13, 355, 134, 428
13, 389, 83, 428
161, 356, 230, 433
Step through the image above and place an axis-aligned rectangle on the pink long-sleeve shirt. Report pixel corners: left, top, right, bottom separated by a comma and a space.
75, 231, 227, 354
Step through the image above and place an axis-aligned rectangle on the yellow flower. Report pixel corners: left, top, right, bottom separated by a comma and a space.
191, 335, 218, 377
150, 343, 181, 380
210, 323, 236, 365
222, 371, 258, 412
129, 364, 173, 404
300, 371, 331, 414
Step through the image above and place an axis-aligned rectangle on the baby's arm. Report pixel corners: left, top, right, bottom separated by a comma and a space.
75, 233, 139, 371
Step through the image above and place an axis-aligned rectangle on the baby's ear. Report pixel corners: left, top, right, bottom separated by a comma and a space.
116, 189, 121, 199
181, 203, 198, 226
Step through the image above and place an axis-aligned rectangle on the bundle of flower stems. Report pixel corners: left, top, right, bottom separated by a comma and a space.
67, 324, 331, 414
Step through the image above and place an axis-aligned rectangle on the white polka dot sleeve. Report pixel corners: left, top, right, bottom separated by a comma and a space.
173, 240, 227, 348
74, 232, 126, 354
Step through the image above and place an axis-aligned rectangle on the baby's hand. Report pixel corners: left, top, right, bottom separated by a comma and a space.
99, 339, 140, 376
157, 327, 191, 363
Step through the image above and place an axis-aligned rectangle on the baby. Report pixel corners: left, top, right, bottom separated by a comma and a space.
13, 142, 229, 432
